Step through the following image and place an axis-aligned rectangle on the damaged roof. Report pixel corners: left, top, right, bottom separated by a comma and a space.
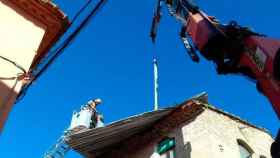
66, 93, 271, 157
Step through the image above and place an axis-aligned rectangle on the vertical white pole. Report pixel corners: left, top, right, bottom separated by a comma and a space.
153, 58, 159, 111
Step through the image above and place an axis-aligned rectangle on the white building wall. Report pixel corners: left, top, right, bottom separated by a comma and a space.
178, 109, 273, 158
103, 109, 274, 158
0, 0, 46, 130
0, 0, 46, 92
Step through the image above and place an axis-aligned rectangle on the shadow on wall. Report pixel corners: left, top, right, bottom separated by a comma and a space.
176, 128, 192, 158
0, 80, 18, 132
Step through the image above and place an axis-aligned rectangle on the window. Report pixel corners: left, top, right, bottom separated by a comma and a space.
260, 155, 266, 158
237, 140, 254, 158
157, 138, 176, 158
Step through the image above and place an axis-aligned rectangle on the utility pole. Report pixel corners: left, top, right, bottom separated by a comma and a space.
153, 57, 159, 111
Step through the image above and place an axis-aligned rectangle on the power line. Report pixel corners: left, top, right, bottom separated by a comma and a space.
31, 0, 95, 76
71, 0, 93, 24
16, 0, 108, 102
34, 0, 107, 80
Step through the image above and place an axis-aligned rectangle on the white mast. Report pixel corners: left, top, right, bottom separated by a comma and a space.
153, 57, 159, 111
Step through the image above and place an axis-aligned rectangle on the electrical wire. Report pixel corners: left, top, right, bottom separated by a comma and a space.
34, 0, 107, 81
16, 0, 108, 102
30, 0, 94, 75
0, 55, 26, 74
71, 0, 93, 24
35, 0, 93, 68
0, 55, 27, 104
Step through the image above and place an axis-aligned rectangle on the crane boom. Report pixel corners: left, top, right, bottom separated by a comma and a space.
151, 0, 280, 119
151, 0, 280, 157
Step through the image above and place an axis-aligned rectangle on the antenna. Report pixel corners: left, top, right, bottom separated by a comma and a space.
153, 56, 159, 110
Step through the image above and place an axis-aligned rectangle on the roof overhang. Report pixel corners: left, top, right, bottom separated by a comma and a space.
66, 97, 206, 157
66, 93, 272, 157
2, 0, 70, 69
67, 108, 175, 157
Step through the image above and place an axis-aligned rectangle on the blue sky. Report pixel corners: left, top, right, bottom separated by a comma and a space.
0, 0, 279, 157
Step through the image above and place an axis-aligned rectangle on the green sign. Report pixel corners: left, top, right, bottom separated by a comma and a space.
157, 138, 175, 155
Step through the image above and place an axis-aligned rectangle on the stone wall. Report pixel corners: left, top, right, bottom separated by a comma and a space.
99, 108, 273, 158
179, 109, 273, 158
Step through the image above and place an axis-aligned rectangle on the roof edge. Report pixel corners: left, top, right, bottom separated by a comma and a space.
4, 0, 70, 70
200, 103, 274, 138
188, 92, 273, 137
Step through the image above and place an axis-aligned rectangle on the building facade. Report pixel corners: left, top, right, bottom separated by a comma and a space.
118, 109, 273, 158
0, 0, 69, 131
67, 94, 274, 158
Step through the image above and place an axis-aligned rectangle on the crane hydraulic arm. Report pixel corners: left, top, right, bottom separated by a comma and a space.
151, 0, 280, 157
184, 6, 280, 118
152, 0, 280, 118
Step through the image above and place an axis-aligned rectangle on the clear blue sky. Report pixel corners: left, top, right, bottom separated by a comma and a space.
0, 0, 279, 157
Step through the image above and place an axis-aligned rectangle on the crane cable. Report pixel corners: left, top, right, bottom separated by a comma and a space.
16, 0, 108, 102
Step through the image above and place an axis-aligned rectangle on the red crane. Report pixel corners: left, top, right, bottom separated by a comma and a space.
151, 0, 280, 157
